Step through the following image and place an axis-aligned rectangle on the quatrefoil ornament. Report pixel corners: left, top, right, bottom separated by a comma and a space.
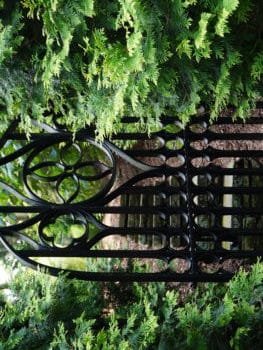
39, 210, 88, 249
23, 139, 116, 204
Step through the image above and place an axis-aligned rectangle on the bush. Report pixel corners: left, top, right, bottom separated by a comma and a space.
0, 1, 262, 138
0, 260, 262, 349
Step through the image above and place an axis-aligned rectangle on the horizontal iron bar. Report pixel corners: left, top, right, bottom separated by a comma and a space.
193, 206, 263, 215
195, 227, 263, 236
96, 227, 187, 234
0, 205, 186, 215
192, 186, 263, 194
190, 167, 263, 176
188, 116, 263, 125
125, 149, 184, 157
19, 248, 187, 258
1, 133, 72, 142
111, 130, 184, 140
0, 206, 50, 213
196, 250, 263, 258
1, 203, 262, 214
18, 248, 263, 259
115, 185, 186, 195
188, 148, 263, 158
53, 270, 235, 282
189, 131, 263, 141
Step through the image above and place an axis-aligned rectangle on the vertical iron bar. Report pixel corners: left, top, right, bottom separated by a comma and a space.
183, 126, 196, 276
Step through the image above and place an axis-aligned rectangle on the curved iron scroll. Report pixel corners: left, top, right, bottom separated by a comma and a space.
0, 108, 263, 282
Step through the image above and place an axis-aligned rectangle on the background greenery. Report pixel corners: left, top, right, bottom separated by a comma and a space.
0, 259, 262, 350
0, 2, 263, 349
0, 0, 262, 138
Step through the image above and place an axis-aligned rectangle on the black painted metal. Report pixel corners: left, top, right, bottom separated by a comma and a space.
0, 104, 263, 281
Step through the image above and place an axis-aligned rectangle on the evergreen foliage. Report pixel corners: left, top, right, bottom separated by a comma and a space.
0, 260, 262, 349
0, 1, 262, 138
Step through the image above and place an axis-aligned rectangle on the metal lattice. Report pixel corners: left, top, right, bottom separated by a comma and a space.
0, 106, 263, 281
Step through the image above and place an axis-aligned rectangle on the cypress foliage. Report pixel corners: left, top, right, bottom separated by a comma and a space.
0, 261, 263, 349
0, 1, 262, 138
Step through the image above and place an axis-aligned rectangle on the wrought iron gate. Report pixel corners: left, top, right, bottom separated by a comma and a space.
0, 106, 263, 282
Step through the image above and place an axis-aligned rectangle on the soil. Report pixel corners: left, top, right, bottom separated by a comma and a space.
101, 107, 263, 296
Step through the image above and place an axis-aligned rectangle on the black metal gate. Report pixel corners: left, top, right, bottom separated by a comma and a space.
0, 106, 263, 282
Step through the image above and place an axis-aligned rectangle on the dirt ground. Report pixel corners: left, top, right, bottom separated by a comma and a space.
101, 107, 263, 297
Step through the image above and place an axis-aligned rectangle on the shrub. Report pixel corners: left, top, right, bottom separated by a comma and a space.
0, 1, 262, 138
0, 260, 262, 349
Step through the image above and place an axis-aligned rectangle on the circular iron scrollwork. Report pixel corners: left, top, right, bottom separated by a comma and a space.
23, 138, 116, 204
